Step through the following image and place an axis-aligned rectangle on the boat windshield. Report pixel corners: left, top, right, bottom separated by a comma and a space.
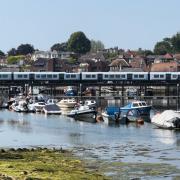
138, 103, 143, 106
132, 103, 139, 107
141, 102, 147, 106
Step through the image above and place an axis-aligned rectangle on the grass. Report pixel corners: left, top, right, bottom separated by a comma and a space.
0, 148, 109, 180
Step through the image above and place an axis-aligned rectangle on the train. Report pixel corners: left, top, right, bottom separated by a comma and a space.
0, 71, 179, 82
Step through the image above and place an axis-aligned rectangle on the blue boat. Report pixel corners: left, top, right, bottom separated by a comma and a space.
102, 100, 151, 124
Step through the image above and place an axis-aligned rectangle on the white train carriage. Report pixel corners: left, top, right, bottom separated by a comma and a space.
34, 72, 60, 80
0, 72, 12, 80
81, 72, 99, 81
13, 72, 30, 80
102, 72, 127, 80
64, 73, 80, 80
132, 72, 149, 80
170, 72, 179, 80
150, 72, 167, 80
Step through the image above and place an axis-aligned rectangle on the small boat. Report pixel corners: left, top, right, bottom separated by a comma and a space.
46, 99, 58, 105
84, 100, 97, 109
151, 110, 180, 129
102, 100, 151, 124
57, 99, 77, 108
64, 86, 77, 96
120, 100, 151, 116
33, 102, 46, 112
67, 105, 97, 122
11, 100, 29, 112
43, 104, 61, 115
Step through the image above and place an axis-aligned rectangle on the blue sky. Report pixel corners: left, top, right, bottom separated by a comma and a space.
0, 0, 180, 52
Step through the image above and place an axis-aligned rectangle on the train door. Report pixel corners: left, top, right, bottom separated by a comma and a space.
98, 73, 103, 82
127, 73, 132, 80
166, 73, 171, 81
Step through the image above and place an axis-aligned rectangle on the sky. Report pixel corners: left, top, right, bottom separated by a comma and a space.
0, 0, 180, 52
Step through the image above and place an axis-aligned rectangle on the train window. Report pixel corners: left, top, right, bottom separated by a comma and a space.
71, 74, 76, 78
139, 75, 144, 78
47, 74, 52, 78
53, 75, 57, 78
18, 75, 23, 78
160, 75, 164, 78
66, 74, 70, 78
2, 75, 8, 78
116, 75, 120, 78
0, 75, 1, 78
172, 74, 177, 78
134, 75, 138, 78
24, 75, 28, 78
92, 75, 96, 78
41, 74, 46, 78
104, 75, 108, 78
110, 75, 114, 78
36, 75, 40, 78
154, 75, 159, 78
86, 75, 91, 78
121, 75, 126, 78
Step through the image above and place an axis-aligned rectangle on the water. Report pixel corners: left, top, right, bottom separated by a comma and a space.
0, 109, 180, 179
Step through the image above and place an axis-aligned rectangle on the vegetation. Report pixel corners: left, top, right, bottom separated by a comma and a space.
51, 42, 68, 52
0, 148, 108, 180
7, 55, 25, 64
154, 32, 180, 55
17, 44, 35, 55
67, 31, 91, 54
0, 50, 5, 56
90, 40, 105, 52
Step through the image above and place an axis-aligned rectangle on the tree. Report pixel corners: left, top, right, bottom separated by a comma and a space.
90, 40, 105, 52
154, 41, 172, 55
67, 31, 91, 54
17, 44, 35, 55
171, 32, 180, 53
7, 55, 25, 64
0, 50, 5, 56
51, 42, 67, 52
7, 48, 17, 56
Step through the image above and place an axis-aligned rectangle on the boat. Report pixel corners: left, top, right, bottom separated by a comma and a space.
11, 100, 29, 112
84, 100, 97, 109
33, 102, 46, 112
57, 99, 77, 108
43, 104, 61, 115
151, 110, 180, 129
120, 100, 151, 115
67, 105, 97, 122
102, 100, 151, 124
64, 86, 77, 96
46, 99, 58, 105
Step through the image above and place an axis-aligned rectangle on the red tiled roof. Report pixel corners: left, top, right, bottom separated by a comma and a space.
151, 62, 178, 72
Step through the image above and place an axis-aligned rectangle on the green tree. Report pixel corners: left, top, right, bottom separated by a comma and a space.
171, 32, 180, 53
51, 42, 68, 52
90, 40, 105, 52
154, 41, 172, 55
17, 44, 35, 55
7, 55, 25, 64
7, 48, 17, 56
67, 31, 91, 54
0, 50, 5, 56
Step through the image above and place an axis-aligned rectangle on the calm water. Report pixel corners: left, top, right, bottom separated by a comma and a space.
0, 109, 180, 179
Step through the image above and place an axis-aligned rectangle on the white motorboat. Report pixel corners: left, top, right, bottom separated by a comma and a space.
46, 99, 58, 105
84, 100, 97, 109
11, 100, 28, 112
67, 105, 97, 122
33, 102, 46, 112
151, 110, 180, 129
43, 104, 61, 115
57, 99, 77, 108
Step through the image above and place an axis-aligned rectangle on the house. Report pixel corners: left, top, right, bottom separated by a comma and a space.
79, 52, 109, 72
109, 57, 130, 71
31, 50, 59, 61
129, 56, 147, 71
150, 61, 179, 72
